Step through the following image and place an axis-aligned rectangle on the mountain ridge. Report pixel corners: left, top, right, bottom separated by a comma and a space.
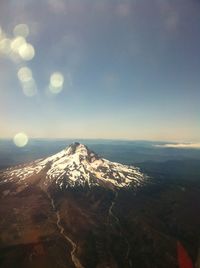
1, 142, 146, 193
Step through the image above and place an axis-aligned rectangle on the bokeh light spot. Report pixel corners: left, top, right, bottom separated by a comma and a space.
49, 72, 64, 94
19, 43, 35, 61
13, 132, 29, 147
50, 72, 64, 87
10, 36, 26, 54
0, 38, 11, 55
17, 67, 32, 82
13, 24, 29, 38
22, 79, 37, 97
17, 67, 37, 97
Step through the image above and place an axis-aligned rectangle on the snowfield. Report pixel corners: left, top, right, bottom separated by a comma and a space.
1, 143, 146, 189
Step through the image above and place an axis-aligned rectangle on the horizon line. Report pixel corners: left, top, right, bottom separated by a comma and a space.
0, 137, 199, 144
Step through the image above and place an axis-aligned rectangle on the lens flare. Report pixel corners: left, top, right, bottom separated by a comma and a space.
50, 72, 64, 87
22, 79, 37, 97
17, 67, 37, 97
17, 67, 32, 82
10, 36, 26, 53
13, 24, 29, 38
18, 43, 35, 61
0, 38, 11, 55
13, 132, 29, 147
0, 26, 35, 63
49, 72, 64, 94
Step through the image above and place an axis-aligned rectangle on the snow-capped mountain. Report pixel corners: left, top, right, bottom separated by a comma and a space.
1, 143, 198, 268
1, 142, 146, 190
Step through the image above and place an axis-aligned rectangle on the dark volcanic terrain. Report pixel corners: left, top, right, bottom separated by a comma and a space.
0, 143, 200, 268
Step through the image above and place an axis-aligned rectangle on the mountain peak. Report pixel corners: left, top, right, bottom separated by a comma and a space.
2, 144, 146, 190
66, 142, 90, 155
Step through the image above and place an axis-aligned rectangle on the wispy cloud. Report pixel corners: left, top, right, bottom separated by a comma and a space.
155, 143, 200, 149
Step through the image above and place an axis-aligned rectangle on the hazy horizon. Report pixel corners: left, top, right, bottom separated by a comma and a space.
1, 137, 200, 150
1, 136, 200, 143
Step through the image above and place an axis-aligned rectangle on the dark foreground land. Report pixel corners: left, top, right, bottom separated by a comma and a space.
0, 140, 200, 267
0, 170, 200, 268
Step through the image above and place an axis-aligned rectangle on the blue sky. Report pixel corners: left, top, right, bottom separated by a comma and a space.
0, 0, 200, 141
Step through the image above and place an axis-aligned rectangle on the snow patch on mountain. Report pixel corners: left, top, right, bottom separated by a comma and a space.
1, 143, 146, 189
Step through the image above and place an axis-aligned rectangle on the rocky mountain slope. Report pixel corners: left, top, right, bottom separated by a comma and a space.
1, 142, 146, 192
0, 143, 199, 268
